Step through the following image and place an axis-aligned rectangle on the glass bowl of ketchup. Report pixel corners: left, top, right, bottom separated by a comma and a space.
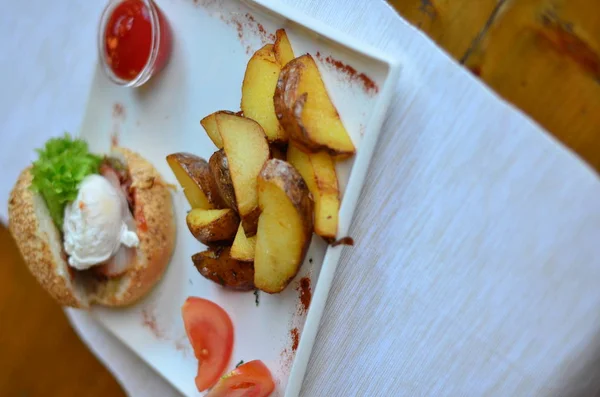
98, 0, 172, 87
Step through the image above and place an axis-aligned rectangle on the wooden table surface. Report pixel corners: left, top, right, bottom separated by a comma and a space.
1, 1, 598, 396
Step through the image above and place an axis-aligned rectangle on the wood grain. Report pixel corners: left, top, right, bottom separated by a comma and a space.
464, 0, 600, 171
0, 225, 125, 397
389, 0, 600, 171
388, 0, 499, 59
390, 0, 497, 59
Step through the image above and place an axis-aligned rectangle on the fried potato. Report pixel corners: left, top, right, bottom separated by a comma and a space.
216, 112, 270, 236
167, 153, 226, 209
186, 208, 239, 245
209, 149, 237, 211
254, 159, 313, 293
200, 110, 237, 149
240, 207, 261, 238
241, 45, 287, 144
287, 145, 339, 242
193, 246, 255, 291
230, 224, 257, 262
274, 54, 355, 157
273, 29, 295, 67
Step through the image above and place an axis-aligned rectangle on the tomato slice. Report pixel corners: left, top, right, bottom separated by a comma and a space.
206, 360, 275, 397
182, 297, 234, 392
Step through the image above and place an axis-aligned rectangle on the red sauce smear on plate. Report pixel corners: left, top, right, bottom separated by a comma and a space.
291, 328, 300, 352
142, 307, 165, 339
316, 52, 379, 95
113, 102, 126, 118
297, 277, 312, 314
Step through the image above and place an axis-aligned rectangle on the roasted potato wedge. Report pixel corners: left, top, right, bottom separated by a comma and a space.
230, 224, 257, 262
167, 153, 226, 209
254, 159, 313, 293
193, 246, 255, 291
209, 149, 237, 211
200, 110, 237, 149
287, 145, 340, 242
240, 207, 261, 237
241, 45, 287, 144
273, 29, 295, 67
186, 208, 239, 245
274, 54, 355, 157
216, 112, 270, 236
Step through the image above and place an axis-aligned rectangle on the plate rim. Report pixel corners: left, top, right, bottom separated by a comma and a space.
249, 0, 402, 70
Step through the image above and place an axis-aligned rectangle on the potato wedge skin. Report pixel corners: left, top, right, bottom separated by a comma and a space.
216, 113, 270, 235
287, 145, 340, 242
241, 45, 288, 144
254, 159, 314, 293
194, 157, 228, 209
209, 149, 237, 211
200, 111, 237, 149
240, 206, 260, 237
259, 159, 313, 246
273, 29, 295, 67
274, 55, 355, 157
186, 208, 239, 245
167, 153, 226, 209
192, 246, 255, 291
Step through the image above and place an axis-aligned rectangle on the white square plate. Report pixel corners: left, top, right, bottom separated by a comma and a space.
79, 0, 400, 395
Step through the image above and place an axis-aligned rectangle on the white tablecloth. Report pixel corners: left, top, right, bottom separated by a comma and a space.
3, 1, 600, 396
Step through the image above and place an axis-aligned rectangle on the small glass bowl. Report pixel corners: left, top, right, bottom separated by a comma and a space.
97, 0, 172, 87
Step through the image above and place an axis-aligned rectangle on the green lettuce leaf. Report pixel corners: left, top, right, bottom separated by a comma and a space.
30, 133, 101, 228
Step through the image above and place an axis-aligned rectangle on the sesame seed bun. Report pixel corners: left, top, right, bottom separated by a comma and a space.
8, 147, 176, 308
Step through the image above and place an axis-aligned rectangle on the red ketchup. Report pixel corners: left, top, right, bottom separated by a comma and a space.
100, 0, 172, 86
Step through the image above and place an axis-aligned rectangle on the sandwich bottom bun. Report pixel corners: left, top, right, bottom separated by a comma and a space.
8, 147, 176, 308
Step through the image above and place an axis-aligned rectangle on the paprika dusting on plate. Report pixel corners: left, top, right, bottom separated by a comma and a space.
297, 277, 311, 315
99, 0, 172, 87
